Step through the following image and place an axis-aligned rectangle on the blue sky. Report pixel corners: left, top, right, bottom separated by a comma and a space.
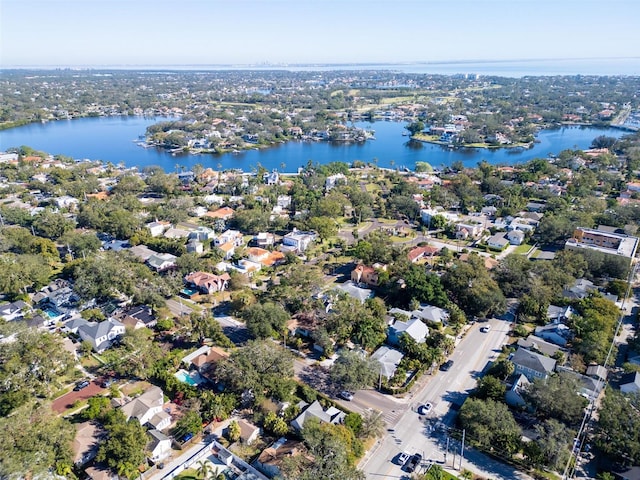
2, 0, 639, 66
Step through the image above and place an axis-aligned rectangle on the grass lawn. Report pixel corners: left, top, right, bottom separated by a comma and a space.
365, 183, 381, 193
513, 243, 533, 255
174, 468, 198, 480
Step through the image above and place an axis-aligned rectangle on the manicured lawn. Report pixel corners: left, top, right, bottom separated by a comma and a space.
174, 468, 198, 480
513, 243, 533, 255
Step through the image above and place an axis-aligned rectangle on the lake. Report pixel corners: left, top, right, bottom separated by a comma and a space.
0, 116, 627, 173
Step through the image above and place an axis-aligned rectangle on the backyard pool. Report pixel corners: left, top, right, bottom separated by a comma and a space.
174, 369, 206, 387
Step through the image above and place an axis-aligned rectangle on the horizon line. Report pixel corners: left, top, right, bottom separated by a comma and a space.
3, 56, 640, 70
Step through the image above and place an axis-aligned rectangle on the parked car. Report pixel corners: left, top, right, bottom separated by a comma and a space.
397, 452, 410, 465
480, 325, 491, 333
74, 380, 90, 391
100, 379, 113, 388
339, 391, 354, 401
440, 360, 454, 371
406, 453, 422, 472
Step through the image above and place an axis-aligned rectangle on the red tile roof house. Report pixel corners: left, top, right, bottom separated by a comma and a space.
407, 245, 440, 263
184, 271, 231, 294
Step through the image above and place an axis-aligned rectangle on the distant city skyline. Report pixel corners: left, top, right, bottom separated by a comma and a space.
2, 0, 640, 68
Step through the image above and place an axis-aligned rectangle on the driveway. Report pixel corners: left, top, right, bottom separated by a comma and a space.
52, 380, 107, 414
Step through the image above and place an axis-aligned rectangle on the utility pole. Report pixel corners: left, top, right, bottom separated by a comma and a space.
460, 429, 465, 470
445, 435, 449, 465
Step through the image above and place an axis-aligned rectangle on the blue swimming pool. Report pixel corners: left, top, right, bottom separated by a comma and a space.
174, 369, 205, 386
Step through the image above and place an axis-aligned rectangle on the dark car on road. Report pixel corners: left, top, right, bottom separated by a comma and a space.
405, 453, 422, 473
74, 380, 90, 391
440, 360, 454, 371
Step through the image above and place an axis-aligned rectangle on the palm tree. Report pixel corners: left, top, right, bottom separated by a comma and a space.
460, 469, 474, 480
360, 409, 385, 439
196, 459, 214, 480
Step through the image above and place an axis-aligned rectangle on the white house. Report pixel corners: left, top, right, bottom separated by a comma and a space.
147, 429, 172, 463
487, 233, 510, 250
119, 386, 171, 431
282, 229, 316, 253
78, 318, 125, 353
146, 221, 169, 237
507, 230, 525, 245
325, 173, 346, 191
146, 253, 178, 272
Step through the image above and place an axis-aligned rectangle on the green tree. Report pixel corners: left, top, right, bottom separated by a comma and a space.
227, 420, 241, 443
215, 340, 295, 402
458, 398, 521, 455
174, 409, 203, 440
523, 373, 588, 426
243, 302, 290, 339
473, 375, 506, 401
96, 410, 148, 480
264, 411, 290, 436
0, 402, 75, 478
594, 389, 640, 467
330, 350, 379, 391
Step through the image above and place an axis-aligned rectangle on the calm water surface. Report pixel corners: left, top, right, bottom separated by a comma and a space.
0, 116, 627, 172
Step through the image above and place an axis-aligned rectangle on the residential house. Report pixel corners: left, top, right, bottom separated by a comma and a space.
216, 229, 244, 247
147, 429, 172, 463
237, 419, 261, 445
287, 313, 320, 339
146, 252, 178, 272
218, 242, 235, 260
252, 232, 275, 247
78, 318, 125, 353
102, 239, 130, 251
64, 316, 92, 334
184, 271, 231, 294
72, 421, 104, 466
455, 221, 484, 240
335, 281, 374, 304
254, 437, 304, 479
182, 345, 230, 379
351, 264, 386, 287
517, 335, 563, 357
118, 385, 171, 431
325, 173, 346, 191
387, 314, 429, 346
206, 206, 235, 221
420, 208, 459, 226
186, 239, 204, 254
163, 227, 190, 239
129, 244, 157, 262
586, 365, 608, 382
534, 323, 572, 347
407, 245, 440, 263
276, 195, 292, 210
291, 400, 346, 431
146, 221, 170, 237
371, 346, 404, 380
547, 305, 575, 324
506, 230, 526, 245
117, 305, 157, 330
505, 374, 530, 408
510, 347, 556, 381
412, 304, 449, 325
562, 279, 597, 300
620, 372, 640, 394
264, 170, 279, 185
55, 195, 79, 209
246, 247, 285, 267
0, 300, 28, 321
282, 229, 316, 253
487, 233, 509, 250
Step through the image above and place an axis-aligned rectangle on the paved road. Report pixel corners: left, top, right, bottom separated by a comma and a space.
360, 318, 534, 480
166, 298, 193, 318
214, 314, 251, 345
